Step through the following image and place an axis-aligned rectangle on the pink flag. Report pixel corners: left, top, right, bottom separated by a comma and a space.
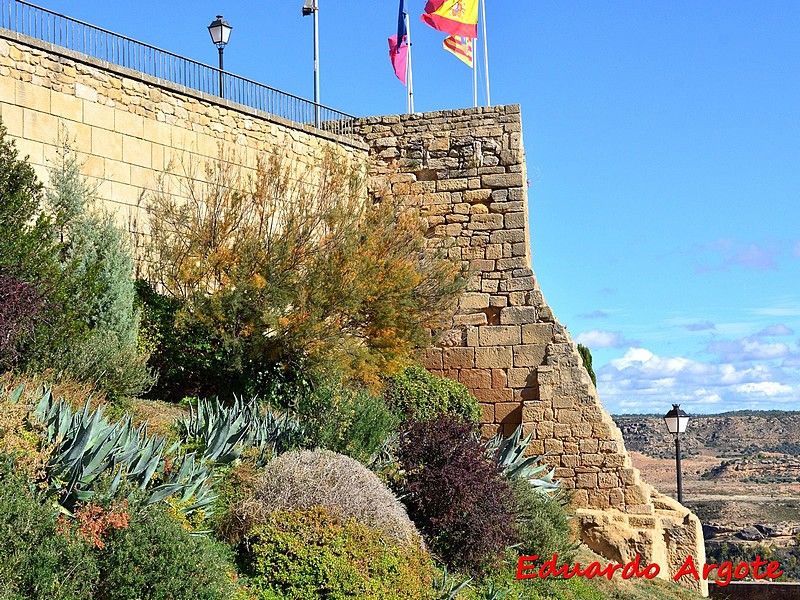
388, 34, 408, 85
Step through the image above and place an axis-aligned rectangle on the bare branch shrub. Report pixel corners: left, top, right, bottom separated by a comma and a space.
143, 147, 463, 388
229, 449, 421, 547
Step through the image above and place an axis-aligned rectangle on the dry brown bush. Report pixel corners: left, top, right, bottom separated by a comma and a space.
230, 449, 421, 547
0, 383, 52, 482
0, 370, 107, 411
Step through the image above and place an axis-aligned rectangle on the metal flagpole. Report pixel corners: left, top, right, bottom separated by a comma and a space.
313, 0, 321, 126
405, 10, 414, 114
472, 39, 478, 108
302, 0, 321, 125
480, 0, 490, 106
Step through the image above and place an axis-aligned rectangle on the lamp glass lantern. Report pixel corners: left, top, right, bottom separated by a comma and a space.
663, 404, 690, 435
207, 15, 232, 48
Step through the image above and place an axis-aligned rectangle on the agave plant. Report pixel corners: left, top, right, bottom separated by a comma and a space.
433, 566, 472, 600
175, 395, 303, 466
479, 582, 512, 600
485, 424, 561, 495
175, 396, 250, 465
2, 383, 25, 404
28, 386, 216, 515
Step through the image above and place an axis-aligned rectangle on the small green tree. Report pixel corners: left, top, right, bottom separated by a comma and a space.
32, 136, 153, 398
578, 343, 596, 387
0, 124, 152, 398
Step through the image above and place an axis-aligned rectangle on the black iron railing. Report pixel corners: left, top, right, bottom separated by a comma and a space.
0, 0, 357, 138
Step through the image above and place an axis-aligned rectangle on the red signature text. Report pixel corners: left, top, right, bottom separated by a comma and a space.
516, 553, 783, 587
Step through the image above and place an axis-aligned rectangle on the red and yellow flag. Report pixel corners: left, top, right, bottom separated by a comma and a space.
443, 35, 473, 68
421, 0, 478, 39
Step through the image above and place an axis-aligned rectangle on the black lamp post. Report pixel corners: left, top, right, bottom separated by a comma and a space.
207, 15, 232, 98
663, 403, 690, 503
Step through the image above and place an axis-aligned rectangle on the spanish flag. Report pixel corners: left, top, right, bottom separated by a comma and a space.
443, 35, 473, 68
421, 0, 478, 39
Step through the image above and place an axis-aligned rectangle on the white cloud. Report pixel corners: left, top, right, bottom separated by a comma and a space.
733, 382, 793, 396
575, 329, 638, 349
577, 310, 610, 319
599, 347, 800, 414
753, 301, 800, 318
692, 239, 781, 272
684, 320, 716, 332
707, 338, 792, 362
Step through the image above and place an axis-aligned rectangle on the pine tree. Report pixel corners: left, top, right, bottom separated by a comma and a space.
33, 135, 153, 398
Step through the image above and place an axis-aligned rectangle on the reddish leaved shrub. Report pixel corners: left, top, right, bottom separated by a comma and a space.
0, 269, 44, 368
396, 415, 515, 574
57, 500, 130, 549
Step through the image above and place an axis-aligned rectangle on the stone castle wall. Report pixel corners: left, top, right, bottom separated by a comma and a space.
0, 28, 706, 594
354, 108, 706, 595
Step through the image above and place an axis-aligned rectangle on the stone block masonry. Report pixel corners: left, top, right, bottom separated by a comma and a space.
0, 26, 706, 595
354, 107, 707, 595
0, 30, 368, 257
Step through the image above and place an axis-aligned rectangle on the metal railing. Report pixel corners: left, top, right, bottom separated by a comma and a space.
0, 0, 357, 138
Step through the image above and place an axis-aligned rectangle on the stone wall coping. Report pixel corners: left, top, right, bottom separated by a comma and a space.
356, 104, 521, 122
0, 28, 369, 152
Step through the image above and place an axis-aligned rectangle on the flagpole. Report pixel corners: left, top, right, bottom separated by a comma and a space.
405, 10, 414, 114
472, 38, 478, 108
313, 0, 321, 125
480, 0, 490, 106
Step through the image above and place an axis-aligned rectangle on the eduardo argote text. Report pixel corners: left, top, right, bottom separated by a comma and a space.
517, 553, 784, 586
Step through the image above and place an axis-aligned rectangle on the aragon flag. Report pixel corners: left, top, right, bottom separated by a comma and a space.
443, 35, 473, 68
421, 0, 478, 39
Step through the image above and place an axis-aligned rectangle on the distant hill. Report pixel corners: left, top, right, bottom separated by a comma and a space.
612, 411, 800, 459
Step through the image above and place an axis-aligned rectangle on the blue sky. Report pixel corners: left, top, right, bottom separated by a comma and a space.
41, 1, 800, 414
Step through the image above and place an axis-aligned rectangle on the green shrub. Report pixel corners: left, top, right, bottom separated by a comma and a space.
91, 500, 238, 600
291, 375, 400, 462
578, 344, 596, 387
384, 365, 481, 423
135, 278, 232, 401
0, 460, 99, 600
509, 477, 577, 564
0, 123, 151, 398
241, 506, 435, 600
236, 449, 420, 547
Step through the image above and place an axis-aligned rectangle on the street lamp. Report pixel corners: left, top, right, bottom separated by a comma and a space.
663, 403, 690, 504
207, 15, 232, 98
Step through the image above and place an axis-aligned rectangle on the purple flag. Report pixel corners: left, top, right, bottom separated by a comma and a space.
388, 34, 408, 85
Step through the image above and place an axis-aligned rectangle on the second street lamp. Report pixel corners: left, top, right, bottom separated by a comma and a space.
663, 403, 691, 504
208, 15, 232, 98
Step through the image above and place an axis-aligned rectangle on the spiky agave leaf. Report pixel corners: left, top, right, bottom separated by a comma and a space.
485, 424, 561, 495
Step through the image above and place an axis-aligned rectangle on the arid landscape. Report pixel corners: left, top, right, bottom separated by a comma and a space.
614, 412, 800, 575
